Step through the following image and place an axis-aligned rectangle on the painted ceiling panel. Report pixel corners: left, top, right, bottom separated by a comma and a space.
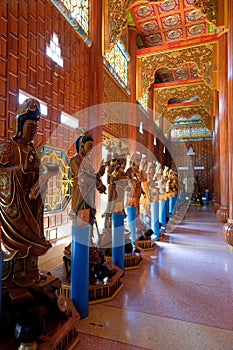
129, 0, 216, 49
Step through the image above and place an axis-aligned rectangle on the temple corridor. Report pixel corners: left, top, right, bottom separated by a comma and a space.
40, 204, 233, 349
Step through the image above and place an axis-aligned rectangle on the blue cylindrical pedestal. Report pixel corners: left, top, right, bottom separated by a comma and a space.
126, 206, 136, 244
205, 190, 209, 206
71, 225, 90, 318
112, 213, 125, 271
159, 199, 166, 228
169, 196, 174, 215
169, 195, 177, 215
166, 198, 169, 218
151, 202, 159, 240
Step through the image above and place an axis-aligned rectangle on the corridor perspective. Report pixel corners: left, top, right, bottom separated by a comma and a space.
73, 204, 233, 350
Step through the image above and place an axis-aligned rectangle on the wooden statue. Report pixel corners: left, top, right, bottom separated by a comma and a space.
147, 162, 159, 203
0, 98, 58, 288
0, 99, 76, 348
155, 161, 166, 196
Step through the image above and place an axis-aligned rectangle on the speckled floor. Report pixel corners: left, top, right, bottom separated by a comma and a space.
74, 205, 233, 350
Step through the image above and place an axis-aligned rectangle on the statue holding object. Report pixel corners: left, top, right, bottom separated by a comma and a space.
102, 141, 129, 230
0, 99, 75, 348
0, 98, 59, 288
69, 129, 106, 229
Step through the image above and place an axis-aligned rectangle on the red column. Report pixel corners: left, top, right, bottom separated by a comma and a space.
212, 109, 220, 212
216, 32, 229, 223
223, 0, 233, 245
128, 26, 138, 155
88, 0, 104, 168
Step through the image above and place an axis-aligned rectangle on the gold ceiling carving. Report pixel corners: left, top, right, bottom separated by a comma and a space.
193, 0, 217, 24
165, 104, 212, 129
138, 43, 215, 96
107, 0, 161, 50
107, 0, 133, 50
156, 83, 212, 114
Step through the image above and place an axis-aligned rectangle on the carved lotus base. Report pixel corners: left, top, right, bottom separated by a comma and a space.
222, 220, 233, 247
216, 206, 229, 223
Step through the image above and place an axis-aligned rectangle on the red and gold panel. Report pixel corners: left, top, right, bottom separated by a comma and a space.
129, 0, 217, 48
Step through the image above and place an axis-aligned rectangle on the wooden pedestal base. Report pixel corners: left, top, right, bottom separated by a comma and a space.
134, 239, 156, 250
0, 274, 80, 350
37, 302, 80, 350
61, 264, 123, 304
124, 253, 143, 270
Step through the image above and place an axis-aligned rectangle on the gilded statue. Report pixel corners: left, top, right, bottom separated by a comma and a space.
103, 155, 129, 229
147, 162, 159, 204
139, 157, 150, 217
125, 152, 145, 217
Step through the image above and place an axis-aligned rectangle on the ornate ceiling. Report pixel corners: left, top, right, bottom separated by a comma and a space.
131, 0, 220, 139
106, 0, 225, 140
129, 0, 217, 49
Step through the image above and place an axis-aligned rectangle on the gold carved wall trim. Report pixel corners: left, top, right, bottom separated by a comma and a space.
193, 0, 218, 25
138, 42, 217, 97
156, 82, 212, 115
165, 104, 212, 130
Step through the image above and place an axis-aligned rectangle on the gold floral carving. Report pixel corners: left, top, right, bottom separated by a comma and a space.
165, 104, 212, 129
193, 0, 217, 24
139, 44, 215, 95
107, 0, 133, 50
157, 83, 211, 114
107, 0, 161, 49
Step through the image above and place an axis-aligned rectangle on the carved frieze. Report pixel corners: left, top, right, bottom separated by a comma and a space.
140, 43, 215, 94
166, 103, 212, 129
156, 82, 212, 114
193, 0, 217, 24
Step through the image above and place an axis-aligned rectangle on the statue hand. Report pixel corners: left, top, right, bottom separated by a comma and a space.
23, 149, 37, 172
97, 183, 106, 194
98, 163, 106, 177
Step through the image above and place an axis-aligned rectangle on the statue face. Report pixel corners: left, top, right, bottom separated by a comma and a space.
83, 140, 93, 155
22, 119, 38, 142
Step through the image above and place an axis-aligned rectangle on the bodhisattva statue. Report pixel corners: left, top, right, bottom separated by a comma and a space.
64, 131, 113, 281
125, 152, 145, 218
0, 98, 58, 288
103, 155, 128, 229
147, 162, 159, 204
139, 157, 149, 217
69, 130, 106, 227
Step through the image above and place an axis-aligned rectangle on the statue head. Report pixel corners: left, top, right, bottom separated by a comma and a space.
130, 152, 141, 168
13, 98, 41, 139
75, 130, 93, 155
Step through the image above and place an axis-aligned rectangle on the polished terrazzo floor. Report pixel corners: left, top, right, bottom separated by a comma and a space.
73, 204, 233, 350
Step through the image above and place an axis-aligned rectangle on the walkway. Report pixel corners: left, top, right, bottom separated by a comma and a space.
75, 205, 233, 350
